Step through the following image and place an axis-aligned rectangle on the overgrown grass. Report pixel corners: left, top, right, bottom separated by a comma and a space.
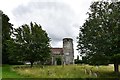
2, 64, 120, 78
13, 65, 89, 78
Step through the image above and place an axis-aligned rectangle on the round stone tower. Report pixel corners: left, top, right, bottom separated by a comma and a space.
63, 38, 74, 64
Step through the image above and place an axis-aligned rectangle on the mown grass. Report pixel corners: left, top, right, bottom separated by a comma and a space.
0, 65, 2, 79
2, 65, 25, 78
2, 64, 120, 78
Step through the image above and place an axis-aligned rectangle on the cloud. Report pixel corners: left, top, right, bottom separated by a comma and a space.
12, 0, 92, 58
12, 1, 77, 43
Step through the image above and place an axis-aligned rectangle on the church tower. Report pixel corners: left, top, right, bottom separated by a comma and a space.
63, 38, 74, 64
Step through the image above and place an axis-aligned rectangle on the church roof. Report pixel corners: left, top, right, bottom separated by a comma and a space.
50, 48, 63, 55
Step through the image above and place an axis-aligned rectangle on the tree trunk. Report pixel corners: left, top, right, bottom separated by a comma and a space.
30, 61, 34, 68
114, 63, 119, 73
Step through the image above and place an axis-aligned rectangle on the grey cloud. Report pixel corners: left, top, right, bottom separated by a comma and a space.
12, 1, 79, 48
13, 5, 31, 16
13, 1, 74, 16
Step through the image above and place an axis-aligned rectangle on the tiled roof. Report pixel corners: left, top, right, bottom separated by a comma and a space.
50, 48, 63, 55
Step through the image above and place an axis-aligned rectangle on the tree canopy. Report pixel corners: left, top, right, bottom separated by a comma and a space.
2, 12, 13, 64
77, 1, 120, 73
0, 11, 2, 65
8, 22, 51, 67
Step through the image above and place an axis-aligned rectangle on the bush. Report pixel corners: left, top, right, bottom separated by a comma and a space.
74, 59, 83, 64
9, 61, 24, 65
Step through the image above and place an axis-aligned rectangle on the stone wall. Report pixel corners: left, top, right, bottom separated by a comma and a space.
63, 38, 74, 64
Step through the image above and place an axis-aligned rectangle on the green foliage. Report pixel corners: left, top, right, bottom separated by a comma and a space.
77, 1, 120, 72
111, 54, 120, 64
74, 55, 83, 64
74, 59, 83, 64
2, 13, 13, 64
9, 22, 51, 67
0, 11, 2, 66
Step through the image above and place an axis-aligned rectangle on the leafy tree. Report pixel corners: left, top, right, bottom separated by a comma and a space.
77, 1, 120, 73
77, 55, 79, 60
10, 22, 51, 67
2, 12, 13, 64
0, 11, 2, 65
74, 55, 83, 64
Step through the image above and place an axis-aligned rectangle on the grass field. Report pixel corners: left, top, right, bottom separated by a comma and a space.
2, 65, 25, 78
2, 64, 120, 78
0, 65, 2, 79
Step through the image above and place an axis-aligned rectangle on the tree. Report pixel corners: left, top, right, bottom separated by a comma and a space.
74, 55, 83, 64
0, 11, 2, 65
2, 12, 13, 64
77, 1, 120, 73
10, 22, 51, 67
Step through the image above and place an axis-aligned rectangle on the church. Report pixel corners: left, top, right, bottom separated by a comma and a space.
50, 38, 74, 65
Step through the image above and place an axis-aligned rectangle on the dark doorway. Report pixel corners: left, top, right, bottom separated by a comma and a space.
56, 57, 62, 65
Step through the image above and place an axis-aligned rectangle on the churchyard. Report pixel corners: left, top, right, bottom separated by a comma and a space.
1, 1, 120, 79
2, 64, 120, 78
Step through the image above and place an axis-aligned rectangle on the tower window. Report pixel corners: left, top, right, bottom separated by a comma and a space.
65, 53, 69, 55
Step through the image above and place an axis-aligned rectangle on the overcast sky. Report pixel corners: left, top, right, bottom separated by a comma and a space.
0, 0, 101, 59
